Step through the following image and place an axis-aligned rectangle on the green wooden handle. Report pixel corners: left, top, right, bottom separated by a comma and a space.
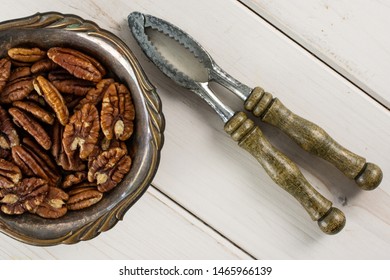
225, 112, 345, 234
245, 87, 383, 190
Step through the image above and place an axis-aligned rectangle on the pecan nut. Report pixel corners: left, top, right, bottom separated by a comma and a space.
8, 47, 46, 63
63, 103, 100, 160
36, 187, 68, 219
21, 137, 60, 184
51, 121, 86, 171
62, 172, 87, 189
33, 75, 69, 125
0, 57, 11, 92
31, 58, 58, 74
8, 107, 51, 150
0, 177, 49, 215
0, 158, 22, 189
67, 186, 103, 211
11, 145, 59, 185
12, 100, 55, 125
88, 147, 132, 192
0, 76, 34, 104
48, 70, 96, 96
0, 105, 19, 149
47, 47, 106, 82
75, 78, 114, 111
9, 66, 31, 82
101, 83, 135, 141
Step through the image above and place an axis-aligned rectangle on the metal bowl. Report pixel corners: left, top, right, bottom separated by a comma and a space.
0, 12, 164, 245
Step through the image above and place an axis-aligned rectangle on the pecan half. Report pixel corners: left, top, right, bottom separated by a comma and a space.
22, 137, 60, 184
36, 187, 68, 219
67, 186, 103, 211
0, 105, 19, 149
101, 83, 135, 141
48, 70, 95, 96
0, 177, 49, 215
88, 147, 132, 192
75, 78, 114, 111
8, 67, 31, 82
0, 76, 34, 104
47, 47, 106, 82
62, 172, 87, 189
33, 75, 69, 125
63, 103, 100, 160
8, 107, 51, 150
51, 121, 86, 172
8, 47, 46, 63
11, 145, 59, 185
12, 100, 55, 125
0, 57, 11, 91
0, 159, 22, 189
31, 58, 58, 74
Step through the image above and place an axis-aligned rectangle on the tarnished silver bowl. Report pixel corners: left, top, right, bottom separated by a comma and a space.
0, 12, 164, 245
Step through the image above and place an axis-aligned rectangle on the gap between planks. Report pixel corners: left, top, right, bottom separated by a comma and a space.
236, 0, 389, 110
148, 184, 256, 260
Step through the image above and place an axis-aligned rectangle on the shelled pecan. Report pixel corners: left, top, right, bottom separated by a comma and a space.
8, 47, 46, 63
101, 83, 135, 141
36, 187, 68, 219
88, 147, 132, 192
62, 103, 100, 160
47, 47, 106, 82
0, 177, 49, 215
0, 57, 11, 92
8, 107, 51, 150
0, 158, 22, 189
0, 76, 34, 104
0, 105, 19, 149
33, 76, 69, 126
48, 70, 95, 96
67, 186, 103, 211
12, 100, 55, 125
0, 45, 136, 219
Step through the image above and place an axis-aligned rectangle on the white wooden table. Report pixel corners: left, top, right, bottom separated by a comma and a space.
0, 0, 389, 260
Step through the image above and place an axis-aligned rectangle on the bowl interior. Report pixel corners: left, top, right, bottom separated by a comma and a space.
0, 18, 161, 244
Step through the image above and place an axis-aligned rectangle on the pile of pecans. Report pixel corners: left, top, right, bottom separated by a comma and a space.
0, 46, 135, 218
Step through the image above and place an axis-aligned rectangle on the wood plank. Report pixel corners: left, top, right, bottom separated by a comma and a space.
0, 0, 389, 259
239, 0, 390, 108
0, 187, 251, 259
122, 0, 390, 259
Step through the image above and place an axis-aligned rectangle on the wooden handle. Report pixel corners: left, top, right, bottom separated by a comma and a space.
225, 112, 345, 234
245, 87, 383, 190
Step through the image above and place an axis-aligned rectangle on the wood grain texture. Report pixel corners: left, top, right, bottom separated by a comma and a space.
239, 0, 390, 108
0, 187, 250, 259
0, 0, 389, 259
